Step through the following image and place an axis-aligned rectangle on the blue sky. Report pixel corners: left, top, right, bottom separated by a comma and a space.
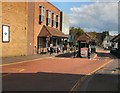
50, 1, 118, 34
50, 2, 94, 13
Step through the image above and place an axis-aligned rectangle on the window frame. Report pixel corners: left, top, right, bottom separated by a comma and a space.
39, 6, 45, 24
46, 10, 51, 25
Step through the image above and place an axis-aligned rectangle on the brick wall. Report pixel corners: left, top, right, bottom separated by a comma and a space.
27, 2, 34, 55
1, 2, 28, 57
34, 1, 61, 50
0, 2, 2, 57
1, 1, 62, 57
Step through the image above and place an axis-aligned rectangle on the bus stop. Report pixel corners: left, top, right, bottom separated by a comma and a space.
77, 33, 96, 58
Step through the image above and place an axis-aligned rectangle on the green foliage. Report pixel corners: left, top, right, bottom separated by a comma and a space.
87, 31, 97, 39
69, 27, 85, 40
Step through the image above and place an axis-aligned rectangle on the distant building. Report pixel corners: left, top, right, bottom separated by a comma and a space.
96, 31, 113, 49
111, 34, 120, 49
102, 32, 111, 49
110, 34, 120, 58
61, 12, 69, 35
60, 12, 69, 49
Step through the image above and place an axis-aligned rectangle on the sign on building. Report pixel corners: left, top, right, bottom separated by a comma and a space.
2, 25, 10, 42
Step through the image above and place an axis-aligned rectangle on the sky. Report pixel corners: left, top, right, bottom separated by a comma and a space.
50, 0, 119, 35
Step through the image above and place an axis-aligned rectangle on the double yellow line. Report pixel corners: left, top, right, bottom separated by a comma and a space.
70, 59, 113, 92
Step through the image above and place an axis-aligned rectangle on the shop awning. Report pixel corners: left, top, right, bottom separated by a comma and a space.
38, 25, 68, 38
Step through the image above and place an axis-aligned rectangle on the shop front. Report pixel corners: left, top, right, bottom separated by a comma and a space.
37, 25, 67, 54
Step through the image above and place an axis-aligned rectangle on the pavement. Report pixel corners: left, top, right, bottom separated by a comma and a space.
1, 51, 74, 65
1, 48, 118, 91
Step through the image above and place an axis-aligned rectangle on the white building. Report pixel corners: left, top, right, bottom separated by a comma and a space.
61, 12, 69, 36
102, 31, 112, 49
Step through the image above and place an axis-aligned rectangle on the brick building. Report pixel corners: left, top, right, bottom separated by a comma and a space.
1, 1, 66, 57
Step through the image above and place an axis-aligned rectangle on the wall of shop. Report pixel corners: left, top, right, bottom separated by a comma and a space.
1, 2, 28, 57
34, 1, 61, 53
0, 2, 2, 57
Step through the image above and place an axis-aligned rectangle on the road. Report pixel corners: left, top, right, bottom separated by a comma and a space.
1, 49, 118, 91
75, 50, 119, 92
76, 59, 119, 92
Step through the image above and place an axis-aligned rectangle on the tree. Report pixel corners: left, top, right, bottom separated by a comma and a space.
69, 27, 85, 40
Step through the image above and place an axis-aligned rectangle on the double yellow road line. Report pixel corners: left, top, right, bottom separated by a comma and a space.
70, 59, 113, 92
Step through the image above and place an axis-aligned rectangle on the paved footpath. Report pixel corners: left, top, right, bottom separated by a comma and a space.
1, 48, 115, 91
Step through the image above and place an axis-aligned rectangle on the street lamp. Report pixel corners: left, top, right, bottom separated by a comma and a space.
73, 42, 77, 58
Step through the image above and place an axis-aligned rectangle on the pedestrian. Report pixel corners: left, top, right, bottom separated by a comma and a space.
47, 47, 50, 52
50, 44, 53, 55
57, 47, 60, 54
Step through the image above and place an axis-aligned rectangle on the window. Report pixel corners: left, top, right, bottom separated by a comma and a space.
39, 6, 44, 24
52, 13, 54, 27
56, 15, 60, 28
58, 16, 60, 25
46, 10, 51, 25
2, 25, 10, 43
52, 13, 56, 27
53, 13, 56, 26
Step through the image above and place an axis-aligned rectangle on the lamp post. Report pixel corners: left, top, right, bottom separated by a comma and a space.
61, 38, 64, 53
73, 42, 76, 58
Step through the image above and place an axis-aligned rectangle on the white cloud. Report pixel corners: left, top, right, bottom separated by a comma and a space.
69, 2, 118, 33
90, 0, 119, 3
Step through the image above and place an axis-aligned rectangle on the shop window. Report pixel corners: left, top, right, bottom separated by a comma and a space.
2, 25, 10, 43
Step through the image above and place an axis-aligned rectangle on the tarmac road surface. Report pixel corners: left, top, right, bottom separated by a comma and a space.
1, 48, 115, 91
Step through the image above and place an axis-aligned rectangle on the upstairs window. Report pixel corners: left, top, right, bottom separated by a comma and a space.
46, 10, 51, 25
56, 15, 60, 28
58, 16, 60, 25
39, 6, 44, 24
52, 13, 56, 27
53, 13, 56, 26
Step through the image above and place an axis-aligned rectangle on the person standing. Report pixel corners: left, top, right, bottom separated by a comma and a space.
50, 44, 53, 55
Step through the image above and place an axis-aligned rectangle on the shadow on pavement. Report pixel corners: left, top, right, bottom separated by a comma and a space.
96, 52, 115, 59
2, 72, 84, 91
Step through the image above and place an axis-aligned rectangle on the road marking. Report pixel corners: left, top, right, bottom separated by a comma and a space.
19, 69, 25, 72
0, 58, 46, 67
2, 73, 11, 77
1, 56, 58, 67
87, 59, 113, 75
70, 59, 113, 93
70, 75, 87, 93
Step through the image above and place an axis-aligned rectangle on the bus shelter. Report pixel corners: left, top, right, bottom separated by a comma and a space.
77, 33, 96, 58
